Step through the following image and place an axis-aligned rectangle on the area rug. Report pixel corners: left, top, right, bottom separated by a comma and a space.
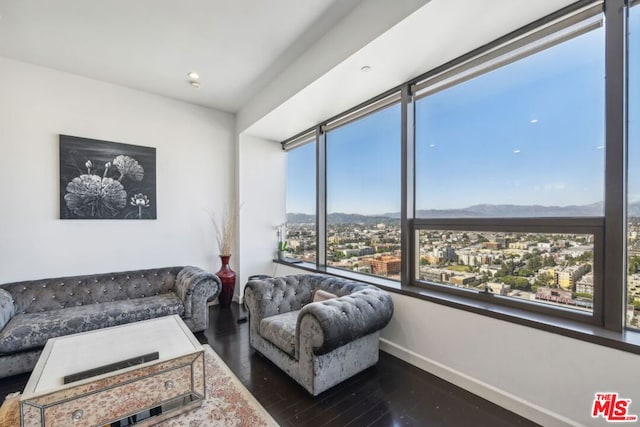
0, 345, 278, 427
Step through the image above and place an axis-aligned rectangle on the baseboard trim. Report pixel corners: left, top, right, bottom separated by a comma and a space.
379, 339, 578, 427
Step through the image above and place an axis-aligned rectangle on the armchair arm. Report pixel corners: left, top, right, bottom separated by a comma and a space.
176, 266, 221, 328
297, 288, 393, 355
0, 288, 15, 331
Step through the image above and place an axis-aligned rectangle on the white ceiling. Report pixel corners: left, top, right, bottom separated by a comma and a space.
0, 0, 357, 113
246, 0, 579, 141
0, 0, 581, 138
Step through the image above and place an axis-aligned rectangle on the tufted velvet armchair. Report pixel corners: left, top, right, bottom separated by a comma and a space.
0, 266, 220, 378
244, 274, 393, 395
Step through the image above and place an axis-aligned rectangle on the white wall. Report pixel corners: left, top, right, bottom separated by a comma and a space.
236, 0, 430, 136
237, 133, 286, 301
0, 57, 235, 282
276, 264, 640, 426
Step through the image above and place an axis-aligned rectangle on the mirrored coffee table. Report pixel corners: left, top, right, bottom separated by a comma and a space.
20, 315, 204, 427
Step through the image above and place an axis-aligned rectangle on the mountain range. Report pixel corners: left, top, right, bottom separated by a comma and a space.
287, 202, 640, 224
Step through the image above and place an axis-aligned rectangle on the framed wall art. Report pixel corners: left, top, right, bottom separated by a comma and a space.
59, 135, 157, 219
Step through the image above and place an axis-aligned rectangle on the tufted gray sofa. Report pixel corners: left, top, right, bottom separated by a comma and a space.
0, 266, 221, 378
243, 274, 393, 396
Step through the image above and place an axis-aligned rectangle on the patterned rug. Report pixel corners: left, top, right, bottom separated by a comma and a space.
0, 345, 278, 427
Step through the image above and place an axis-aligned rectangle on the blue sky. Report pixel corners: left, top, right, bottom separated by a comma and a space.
287, 19, 632, 216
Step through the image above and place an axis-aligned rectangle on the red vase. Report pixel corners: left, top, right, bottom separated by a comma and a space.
216, 255, 236, 308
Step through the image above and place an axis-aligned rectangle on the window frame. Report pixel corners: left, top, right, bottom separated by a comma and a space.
280, 0, 635, 339
284, 135, 318, 263
323, 100, 402, 279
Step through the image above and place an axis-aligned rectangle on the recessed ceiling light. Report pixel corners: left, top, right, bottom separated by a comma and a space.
360, 65, 372, 72
190, 81, 200, 89
188, 71, 200, 80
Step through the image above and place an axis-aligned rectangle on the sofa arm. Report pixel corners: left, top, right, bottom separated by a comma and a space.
0, 289, 15, 331
297, 288, 393, 355
176, 266, 221, 326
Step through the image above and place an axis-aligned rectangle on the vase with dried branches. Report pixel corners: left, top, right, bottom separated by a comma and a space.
211, 206, 237, 308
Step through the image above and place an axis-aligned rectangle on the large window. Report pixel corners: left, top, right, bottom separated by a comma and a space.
286, 139, 316, 262
280, 1, 639, 339
326, 103, 401, 279
412, 15, 605, 318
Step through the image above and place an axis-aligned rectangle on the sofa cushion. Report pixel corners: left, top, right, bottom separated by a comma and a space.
0, 294, 184, 354
259, 310, 300, 357
313, 289, 337, 302
0, 267, 181, 315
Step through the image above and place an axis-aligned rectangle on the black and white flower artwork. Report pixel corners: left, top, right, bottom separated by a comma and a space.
59, 135, 157, 219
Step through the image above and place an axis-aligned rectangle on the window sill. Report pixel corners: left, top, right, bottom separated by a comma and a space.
273, 259, 640, 356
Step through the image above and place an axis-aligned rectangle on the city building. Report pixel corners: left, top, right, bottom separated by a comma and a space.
576, 273, 594, 296
449, 274, 477, 287
536, 287, 573, 305
483, 241, 503, 250
370, 255, 402, 276
555, 265, 588, 290
486, 282, 511, 295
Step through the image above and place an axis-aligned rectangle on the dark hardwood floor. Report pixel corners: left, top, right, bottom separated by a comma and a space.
0, 304, 539, 426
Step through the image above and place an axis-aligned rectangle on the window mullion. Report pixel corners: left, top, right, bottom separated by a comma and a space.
603, 0, 627, 332
316, 126, 327, 267
401, 85, 416, 285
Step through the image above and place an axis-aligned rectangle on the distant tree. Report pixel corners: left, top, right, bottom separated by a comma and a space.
527, 255, 542, 271
499, 275, 531, 290
534, 272, 555, 288
517, 268, 534, 277
629, 256, 640, 274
